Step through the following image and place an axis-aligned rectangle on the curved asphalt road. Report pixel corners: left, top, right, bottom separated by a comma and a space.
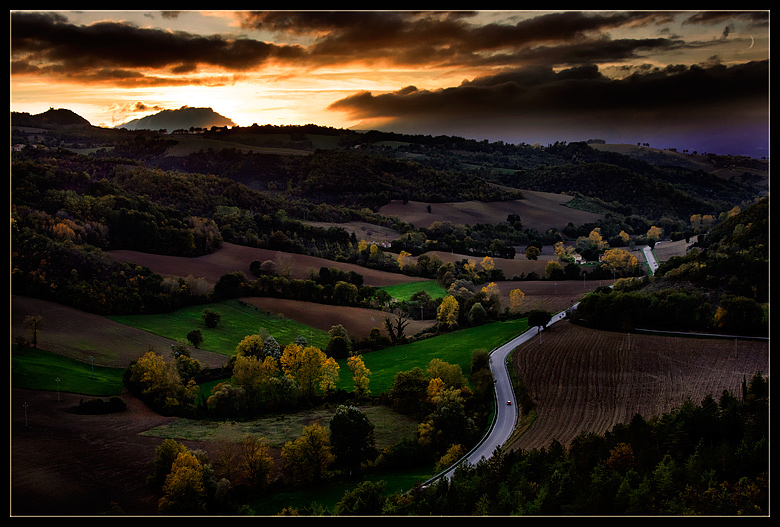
434, 308, 570, 483
432, 245, 657, 484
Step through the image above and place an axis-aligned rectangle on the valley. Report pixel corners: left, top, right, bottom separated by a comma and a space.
11, 108, 768, 516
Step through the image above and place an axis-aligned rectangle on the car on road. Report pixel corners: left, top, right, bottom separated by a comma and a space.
506, 400, 512, 405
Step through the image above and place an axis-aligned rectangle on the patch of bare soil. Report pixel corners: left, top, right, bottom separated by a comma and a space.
378, 190, 603, 232
11, 388, 183, 516
108, 242, 426, 288
508, 321, 769, 453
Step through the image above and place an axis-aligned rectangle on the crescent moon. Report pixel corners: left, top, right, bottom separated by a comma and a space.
749, 35, 755, 49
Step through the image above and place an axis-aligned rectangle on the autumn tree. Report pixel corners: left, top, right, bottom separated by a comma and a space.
525, 245, 540, 260
125, 350, 197, 415
348, 355, 371, 399
319, 356, 341, 397
230, 354, 279, 411
280, 343, 327, 400
510, 288, 525, 311
426, 358, 466, 389
646, 225, 664, 245
437, 295, 460, 330
554, 241, 576, 263
577, 228, 609, 261
281, 423, 334, 484
397, 250, 412, 270
158, 451, 207, 515
240, 434, 274, 488
148, 438, 189, 490
601, 248, 639, 276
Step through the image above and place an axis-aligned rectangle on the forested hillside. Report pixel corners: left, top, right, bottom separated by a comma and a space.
574, 197, 768, 336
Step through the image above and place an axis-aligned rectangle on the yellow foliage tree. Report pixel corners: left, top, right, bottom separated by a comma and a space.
480, 255, 495, 272
600, 248, 638, 274
435, 443, 465, 472
397, 250, 412, 270
437, 295, 460, 330
319, 356, 340, 397
510, 289, 525, 311
281, 343, 327, 399
240, 434, 274, 488
158, 451, 206, 515
281, 423, 333, 484
348, 355, 371, 398
426, 377, 445, 404
481, 281, 499, 298
646, 225, 663, 242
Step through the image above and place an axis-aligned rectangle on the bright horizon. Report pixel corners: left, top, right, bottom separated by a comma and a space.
11, 10, 770, 157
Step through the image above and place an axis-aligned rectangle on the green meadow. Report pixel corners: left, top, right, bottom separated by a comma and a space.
378, 280, 447, 302
108, 299, 331, 356
336, 317, 530, 394
12, 345, 125, 397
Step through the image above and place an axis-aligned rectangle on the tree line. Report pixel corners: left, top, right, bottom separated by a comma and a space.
141, 371, 767, 515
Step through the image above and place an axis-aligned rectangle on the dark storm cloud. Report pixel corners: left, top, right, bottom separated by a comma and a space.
11, 11, 306, 78
240, 10, 683, 67
12, 10, 748, 81
328, 60, 769, 139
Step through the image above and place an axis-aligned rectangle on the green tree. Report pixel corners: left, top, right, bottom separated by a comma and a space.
186, 329, 203, 348
335, 480, 387, 516
202, 308, 221, 328
329, 405, 376, 475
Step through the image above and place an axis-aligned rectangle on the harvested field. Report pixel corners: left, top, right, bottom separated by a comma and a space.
240, 296, 436, 340
494, 279, 615, 315
11, 296, 227, 369
108, 242, 425, 287
421, 249, 552, 279
507, 321, 769, 452
11, 387, 179, 515
652, 236, 698, 263
378, 190, 603, 232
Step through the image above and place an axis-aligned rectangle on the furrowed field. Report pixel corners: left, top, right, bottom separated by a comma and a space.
507, 320, 769, 452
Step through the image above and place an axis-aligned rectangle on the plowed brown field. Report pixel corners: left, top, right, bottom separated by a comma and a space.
108, 242, 427, 287
507, 321, 769, 452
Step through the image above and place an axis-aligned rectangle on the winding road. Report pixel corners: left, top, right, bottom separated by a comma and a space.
433, 309, 570, 483
428, 245, 657, 485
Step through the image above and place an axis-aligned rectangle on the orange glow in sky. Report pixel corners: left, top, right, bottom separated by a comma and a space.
11, 10, 769, 156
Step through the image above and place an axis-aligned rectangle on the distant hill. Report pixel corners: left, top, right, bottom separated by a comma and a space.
11, 107, 92, 128
116, 106, 236, 132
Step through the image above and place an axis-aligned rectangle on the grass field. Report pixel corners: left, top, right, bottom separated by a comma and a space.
378, 280, 448, 302
338, 317, 531, 394
12, 344, 125, 397
109, 299, 331, 356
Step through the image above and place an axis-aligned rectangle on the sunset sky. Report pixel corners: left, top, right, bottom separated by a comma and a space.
11, 10, 770, 157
